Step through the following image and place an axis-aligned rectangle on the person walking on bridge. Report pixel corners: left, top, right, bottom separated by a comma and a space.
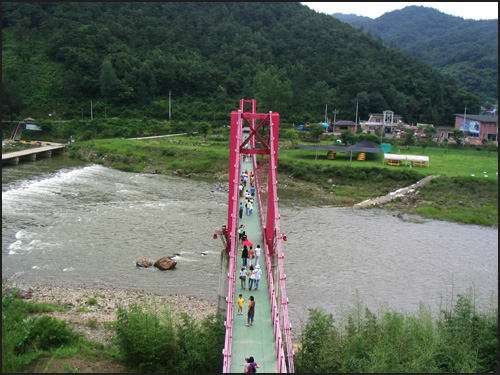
254, 264, 262, 291
254, 244, 261, 266
247, 264, 255, 290
248, 247, 254, 267
239, 202, 244, 219
244, 357, 260, 373
246, 296, 255, 327
238, 225, 245, 241
237, 294, 245, 315
239, 267, 247, 289
241, 245, 248, 267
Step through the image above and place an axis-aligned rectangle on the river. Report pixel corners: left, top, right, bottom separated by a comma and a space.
2, 155, 498, 328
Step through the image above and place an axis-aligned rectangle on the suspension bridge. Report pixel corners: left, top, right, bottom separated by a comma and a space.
214, 99, 294, 373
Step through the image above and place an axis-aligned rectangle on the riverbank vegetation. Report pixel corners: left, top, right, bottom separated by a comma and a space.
66, 134, 497, 227
3, 282, 497, 373
295, 293, 498, 373
2, 282, 224, 373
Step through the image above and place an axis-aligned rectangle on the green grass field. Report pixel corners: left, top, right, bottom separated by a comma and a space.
280, 145, 498, 180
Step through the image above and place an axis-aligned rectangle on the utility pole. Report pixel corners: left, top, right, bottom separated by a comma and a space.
169, 90, 171, 121
324, 104, 328, 123
332, 109, 338, 134
463, 104, 467, 135
355, 101, 358, 133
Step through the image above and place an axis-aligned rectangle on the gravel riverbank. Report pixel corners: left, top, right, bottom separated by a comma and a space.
4, 281, 218, 344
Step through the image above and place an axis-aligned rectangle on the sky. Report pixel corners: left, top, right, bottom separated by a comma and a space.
301, 2, 499, 20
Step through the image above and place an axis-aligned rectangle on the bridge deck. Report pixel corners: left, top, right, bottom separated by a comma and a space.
229, 157, 279, 373
2, 143, 65, 160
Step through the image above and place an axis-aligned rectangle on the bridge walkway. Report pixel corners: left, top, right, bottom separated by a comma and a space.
229, 156, 279, 373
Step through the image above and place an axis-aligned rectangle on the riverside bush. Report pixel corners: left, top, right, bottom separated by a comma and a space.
295, 294, 498, 373
2, 284, 78, 373
28, 315, 76, 351
115, 302, 225, 373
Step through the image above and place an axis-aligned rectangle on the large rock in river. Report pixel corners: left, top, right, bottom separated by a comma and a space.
154, 256, 177, 270
136, 258, 153, 268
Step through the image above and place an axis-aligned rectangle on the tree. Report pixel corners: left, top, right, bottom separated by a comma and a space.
99, 59, 119, 102
196, 121, 210, 137
309, 124, 324, 141
451, 129, 465, 147
403, 129, 415, 148
254, 66, 293, 114
482, 139, 497, 157
340, 130, 356, 146
421, 124, 437, 139
2, 78, 26, 122
283, 129, 299, 146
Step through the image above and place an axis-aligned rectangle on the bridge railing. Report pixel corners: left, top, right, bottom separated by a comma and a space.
221, 114, 243, 372
221, 243, 237, 372
254, 154, 295, 373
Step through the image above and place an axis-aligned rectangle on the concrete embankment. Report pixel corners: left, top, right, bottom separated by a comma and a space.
355, 175, 440, 207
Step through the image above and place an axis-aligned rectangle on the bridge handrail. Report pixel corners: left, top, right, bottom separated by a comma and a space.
254, 154, 294, 373
222, 118, 243, 372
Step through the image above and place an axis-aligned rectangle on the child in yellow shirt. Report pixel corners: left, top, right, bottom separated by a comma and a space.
237, 294, 245, 315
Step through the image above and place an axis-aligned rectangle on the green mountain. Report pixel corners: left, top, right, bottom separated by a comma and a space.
332, 6, 498, 104
2, 2, 481, 126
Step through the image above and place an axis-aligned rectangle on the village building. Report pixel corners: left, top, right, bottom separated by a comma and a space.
453, 113, 498, 145
331, 120, 357, 133
360, 110, 404, 136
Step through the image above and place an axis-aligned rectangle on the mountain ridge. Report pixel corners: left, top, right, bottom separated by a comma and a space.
331, 5, 498, 104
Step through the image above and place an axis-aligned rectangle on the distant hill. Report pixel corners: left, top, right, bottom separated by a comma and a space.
332, 5, 498, 104
1, 2, 482, 126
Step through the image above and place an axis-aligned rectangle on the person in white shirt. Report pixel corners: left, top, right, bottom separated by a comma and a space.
254, 245, 261, 265
254, 264, 262, 290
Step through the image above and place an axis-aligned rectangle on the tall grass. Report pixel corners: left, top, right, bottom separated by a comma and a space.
295, 293, 498, 373
114, 300, 225, 373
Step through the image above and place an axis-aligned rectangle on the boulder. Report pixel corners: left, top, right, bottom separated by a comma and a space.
154, 256, 177, 270
136, 257, 153, 268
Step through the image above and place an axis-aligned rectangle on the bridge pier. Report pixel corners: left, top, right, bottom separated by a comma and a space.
38, 151, 52, 158
3, 157, 19, 165
20, 154, 37, 161
217, 250, 230, 316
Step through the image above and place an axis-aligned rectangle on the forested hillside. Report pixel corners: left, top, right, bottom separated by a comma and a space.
333, 6, 498, 104
2, 2, 481, 126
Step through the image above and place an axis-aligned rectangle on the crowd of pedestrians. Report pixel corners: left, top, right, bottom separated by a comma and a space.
237, 165, 263, 372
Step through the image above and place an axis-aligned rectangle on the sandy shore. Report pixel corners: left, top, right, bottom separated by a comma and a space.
4, 281, 218, 344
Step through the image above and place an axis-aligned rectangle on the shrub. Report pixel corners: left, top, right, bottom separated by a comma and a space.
85, 298, 97, 306
162, 148, 176, 157
292, 163, 310, 180
115, 303, 177, 373
115, 301, 224, 373
295, 294, 498, 373
28, 315, 75, 350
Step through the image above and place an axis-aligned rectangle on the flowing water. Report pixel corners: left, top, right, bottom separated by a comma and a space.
2, 155, 498, 327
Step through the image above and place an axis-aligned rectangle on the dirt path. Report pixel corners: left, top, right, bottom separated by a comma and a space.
354, 175, 440, 207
